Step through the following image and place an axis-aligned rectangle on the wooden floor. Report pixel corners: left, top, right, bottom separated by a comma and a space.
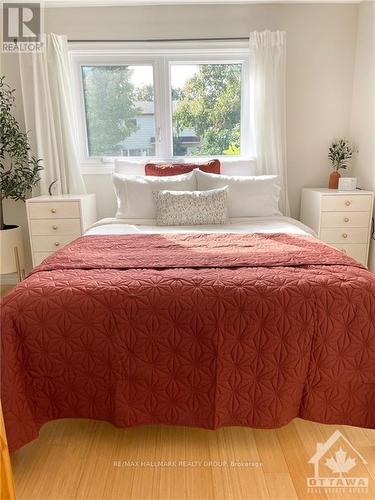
10, 419, 375, 500
3, 287, 375, 500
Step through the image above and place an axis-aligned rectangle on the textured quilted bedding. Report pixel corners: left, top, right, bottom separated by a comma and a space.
2, 233, 375, 452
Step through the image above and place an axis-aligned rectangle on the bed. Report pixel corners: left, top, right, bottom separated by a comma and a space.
2, 214, 375, 452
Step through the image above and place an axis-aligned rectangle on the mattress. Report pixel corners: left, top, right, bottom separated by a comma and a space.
85, 216, 316, 236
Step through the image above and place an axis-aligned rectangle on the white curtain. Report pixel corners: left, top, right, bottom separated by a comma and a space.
19, 34, 86, 195
249, 30, 289, 215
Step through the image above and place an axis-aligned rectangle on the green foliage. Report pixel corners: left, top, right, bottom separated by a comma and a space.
197, 127, 239, 156
172, 88, 184, 101
224, 143, 240, 156
173, 64, 241, 156
82, 66, 139, 155
328, 139, 355, 171
223, 124, 240, 155
134, 84, 154, 102
0, 76, 42, 228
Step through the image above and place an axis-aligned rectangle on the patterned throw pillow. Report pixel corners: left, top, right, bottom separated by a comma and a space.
145, 159, 220, 176
153, 187, 228, 226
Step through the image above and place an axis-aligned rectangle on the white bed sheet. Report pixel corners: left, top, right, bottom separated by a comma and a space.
85, 216, 315, 237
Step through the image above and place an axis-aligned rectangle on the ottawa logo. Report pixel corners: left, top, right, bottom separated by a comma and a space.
307, 430, 369, 492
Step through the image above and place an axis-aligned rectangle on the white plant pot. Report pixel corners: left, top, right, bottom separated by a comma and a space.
0, 225, 25, 277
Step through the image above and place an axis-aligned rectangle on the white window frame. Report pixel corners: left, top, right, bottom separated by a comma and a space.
69, 41, 254, 174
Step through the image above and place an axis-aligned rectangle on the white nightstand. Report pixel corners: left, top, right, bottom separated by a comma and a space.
300, 188, 374, 267
26, 194, 97, 267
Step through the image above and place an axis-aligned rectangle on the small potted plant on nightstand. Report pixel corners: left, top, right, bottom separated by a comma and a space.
328, 138, 355, 189
0, 76, 43, 280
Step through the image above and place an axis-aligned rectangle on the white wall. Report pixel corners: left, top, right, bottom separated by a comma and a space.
2, 3, 360, 273
350, 1, 375, 272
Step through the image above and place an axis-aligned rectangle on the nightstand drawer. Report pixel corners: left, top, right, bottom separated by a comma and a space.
30, 219, 81, 236
32, 235, 78, 252
333, 243, 368, 265
28, 202, 80, 219
321, 195, 372, 212
33, 252, 53, 266
320, 227, 368, 244
320, 211, 370, 228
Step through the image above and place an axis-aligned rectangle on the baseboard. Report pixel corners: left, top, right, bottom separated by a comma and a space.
0, 274, 18, 285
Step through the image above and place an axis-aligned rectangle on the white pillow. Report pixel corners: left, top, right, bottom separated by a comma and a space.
114, 159, 148, 176
195, 169, 281, 217
220, 159, 256, 176
153, 187, 228, 226
113, 171, 196, 219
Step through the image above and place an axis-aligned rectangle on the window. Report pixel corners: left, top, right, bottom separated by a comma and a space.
81, 65, 155, 157
171, 64, 242, 157
71, 42, 252, 171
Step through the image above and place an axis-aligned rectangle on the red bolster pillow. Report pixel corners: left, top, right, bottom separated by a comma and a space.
145, 159, 221, 176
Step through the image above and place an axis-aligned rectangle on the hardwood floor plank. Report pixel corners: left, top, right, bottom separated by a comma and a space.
253, 428, 289, 473
294, 418, 328, 455
358, 445, 375, 482
264, 472, 298, 500
276, 421, 328, 500
340, 426, 375, 448
208, 427, 270, 500
95, 426, 140, 500
183, 427, 215, 500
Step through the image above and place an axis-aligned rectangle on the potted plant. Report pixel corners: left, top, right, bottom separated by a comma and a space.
0, 76, 42, 278
328, 139, 355, 189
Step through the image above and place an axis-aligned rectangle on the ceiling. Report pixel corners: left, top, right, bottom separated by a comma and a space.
41, 0, 361, 7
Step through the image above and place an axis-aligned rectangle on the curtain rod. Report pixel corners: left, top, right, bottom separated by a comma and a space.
68, 37, 249, 43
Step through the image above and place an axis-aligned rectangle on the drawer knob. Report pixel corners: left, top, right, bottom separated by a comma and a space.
344, 217, 350, 223
345, 201, 351, 207
342, 233, 348, 239
51, 208, 57, 213
54, 242, 60, 247
52, 225, 58, 230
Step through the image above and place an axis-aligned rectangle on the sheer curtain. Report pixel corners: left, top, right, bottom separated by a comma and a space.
19, 33, 86, 195
249, 30, 289, 215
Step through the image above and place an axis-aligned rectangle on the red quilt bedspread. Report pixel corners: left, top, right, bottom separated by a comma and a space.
2, 233, 375, 452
